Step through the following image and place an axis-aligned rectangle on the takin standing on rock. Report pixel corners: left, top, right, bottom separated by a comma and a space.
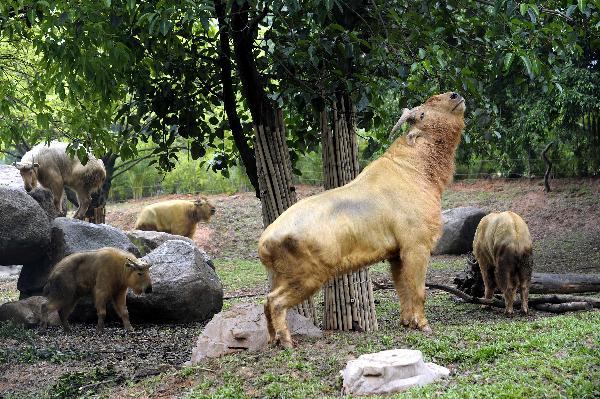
14, 141, 106, 219
41, 247, 152, 333
134, 198, 216, 239
258, 92, 467, 348
473, 211, 533, 316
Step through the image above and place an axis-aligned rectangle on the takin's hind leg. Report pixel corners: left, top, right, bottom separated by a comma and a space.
478, 257, 496, 306
518, 268, 532, 315
266, 276, 321, 349
58, 302, 76, 333
390, 246, 431, 332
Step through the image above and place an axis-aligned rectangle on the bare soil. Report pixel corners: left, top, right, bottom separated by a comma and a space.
1, 178, 598, 398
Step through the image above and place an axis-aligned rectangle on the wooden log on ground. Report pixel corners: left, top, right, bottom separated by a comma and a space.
530, 273, 600, 294
454, 256, 600, 295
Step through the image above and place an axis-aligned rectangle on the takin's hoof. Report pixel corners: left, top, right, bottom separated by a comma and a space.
401, 316, 430, 332
504, 310, 514, 318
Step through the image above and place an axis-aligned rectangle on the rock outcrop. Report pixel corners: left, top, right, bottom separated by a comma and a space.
432, 207, 488, 255
189, 303, 322, 363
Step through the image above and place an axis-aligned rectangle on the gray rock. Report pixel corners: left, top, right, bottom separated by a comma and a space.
0, 265, 22, 280
127, 240, 222, 323
0, 164, 25, 191
0, 187, 51, 265
432, 207, 488, 255
51, 217, 140, 259
28, 187, 63, 220
189, 303, 322, 363
0, 296, 60, 327
126, 230, 214, 269
341, 349, 450, 396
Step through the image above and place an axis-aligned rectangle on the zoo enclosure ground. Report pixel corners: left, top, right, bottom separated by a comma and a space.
0, 177, 599, 398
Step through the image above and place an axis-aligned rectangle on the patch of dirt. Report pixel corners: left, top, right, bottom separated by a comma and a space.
0, 323, 204, 398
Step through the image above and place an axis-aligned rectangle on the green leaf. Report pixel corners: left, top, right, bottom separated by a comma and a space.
418, 48, 426, 59
503, 52, 514, 71
578, 0, 587, 12
520, 55, 534, 79
190, 141, 206, 160
519, 3, 528, 15
527, 8, 537, 23
103, 0, 111, 7
566, 5, 577, 17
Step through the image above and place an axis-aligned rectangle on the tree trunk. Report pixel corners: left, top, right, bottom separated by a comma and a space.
320, 93, 378, 332
230, 0, 315, 322
214, 0, 259, 198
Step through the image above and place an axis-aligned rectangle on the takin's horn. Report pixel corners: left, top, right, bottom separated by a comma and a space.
390, 108, 414, 136
13, 162, 31, 170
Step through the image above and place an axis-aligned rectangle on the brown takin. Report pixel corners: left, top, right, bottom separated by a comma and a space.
258, 92, 466, 348
14, 141, 106, 219
41, 247, 152, 332
473, 211, 533, 315
134, 198, 216, 239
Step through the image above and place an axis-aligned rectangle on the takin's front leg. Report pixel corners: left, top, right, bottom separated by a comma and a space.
94, 290, 108, 333
390, 246, 431, 332
73, 189, 92, 220
113, 290, 133, 332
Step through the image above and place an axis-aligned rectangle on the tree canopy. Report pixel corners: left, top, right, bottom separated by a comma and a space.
1, 0, 599, 185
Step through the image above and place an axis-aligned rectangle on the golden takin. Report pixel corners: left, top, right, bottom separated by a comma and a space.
134, 198, 216, 239
41, 247, 152, 332
259, 92, 466, 348
473, 211, 533, 315
14, 141, 106, 219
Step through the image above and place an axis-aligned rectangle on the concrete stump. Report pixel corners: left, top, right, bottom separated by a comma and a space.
340, 349, 449, 396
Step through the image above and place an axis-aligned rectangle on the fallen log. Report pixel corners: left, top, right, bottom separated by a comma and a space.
455, 255, 600, 295
530, 273, 600, 294
534, 302, 593, 313
372, 281, 600, 313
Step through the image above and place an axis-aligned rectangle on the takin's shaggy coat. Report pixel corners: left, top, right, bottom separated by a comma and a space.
134, 198, 216, 239
41, 247, 152, 332
15, 142, 106, 219
258, 92, 467, 348
473, 211, 533, 315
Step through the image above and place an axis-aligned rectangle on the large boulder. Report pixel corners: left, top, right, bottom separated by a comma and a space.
341, 349, 450, 396
0, 187, 51, 265
27, 187, 64, 220
51, 217, 140, 259
189, 303, 322, 363
17, 218, 141, 298
0, 296, 60, 327
126, 230, 213, 269
0, 164, 25, 191
432, 207, 488, 255
128, 240, 222, 323
69, 239, 223, 324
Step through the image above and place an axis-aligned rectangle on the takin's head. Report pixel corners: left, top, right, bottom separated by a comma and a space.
192, 196, 216, 222
124, 258, 152, 295
390, 92, 466, 137
13, 162, 40, 192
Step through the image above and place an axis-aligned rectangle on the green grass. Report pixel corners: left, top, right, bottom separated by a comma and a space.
173, 292, 599, 399
213, 259, 267, 292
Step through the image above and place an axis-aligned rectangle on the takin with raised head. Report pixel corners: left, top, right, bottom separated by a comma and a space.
134, 198, 216, 239
258, 92, 467, 348
473, 211, 533, 316
14, 141, 106, 219
41, 247, 152, 333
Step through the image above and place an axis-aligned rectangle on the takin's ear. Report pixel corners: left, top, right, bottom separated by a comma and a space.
125, 258, 151, 270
